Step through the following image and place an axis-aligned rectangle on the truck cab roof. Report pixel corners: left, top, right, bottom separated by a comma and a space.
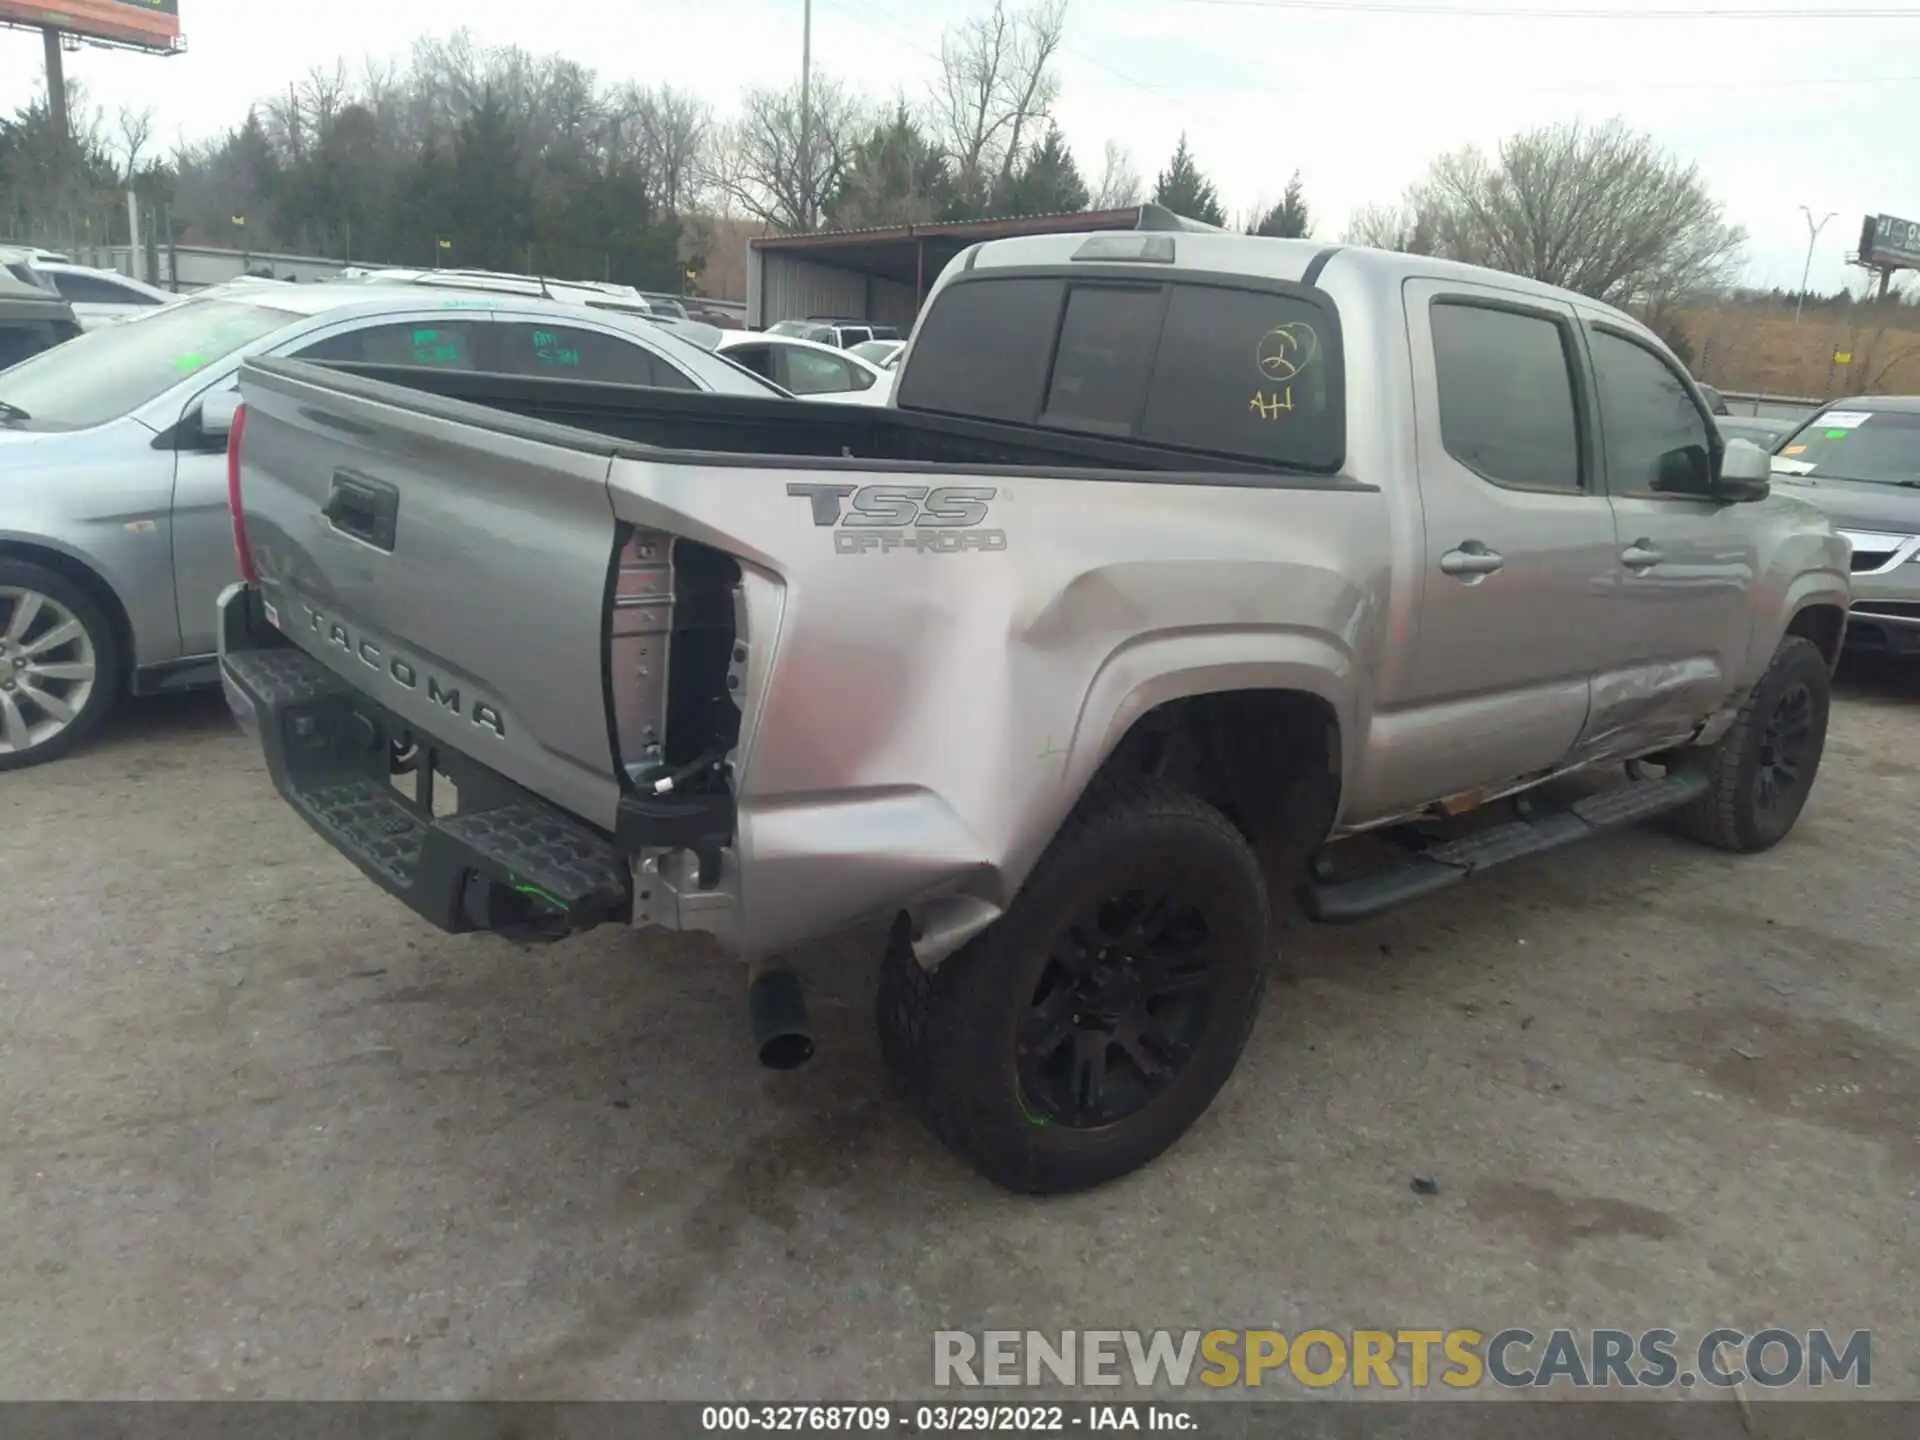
956, 230, 1649, 335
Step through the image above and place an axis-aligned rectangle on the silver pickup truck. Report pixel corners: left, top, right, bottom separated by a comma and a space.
217, 230, 1851, 1193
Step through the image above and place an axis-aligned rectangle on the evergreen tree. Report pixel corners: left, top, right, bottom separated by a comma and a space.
826, 104, 954, 229
1152, 134, 1225, 227
1250, 170, 1311, 239
449, 86, 532, 271
989, 124, 1088, 218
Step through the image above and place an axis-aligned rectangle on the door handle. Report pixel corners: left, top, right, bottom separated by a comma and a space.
1440, 542, 1505, 577
1620, 540, 1663, 571
323, 472, 399, 552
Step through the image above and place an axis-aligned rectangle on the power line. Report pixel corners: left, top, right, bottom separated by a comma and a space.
1191, 68, 1920, 92
822, 0, 1917, 106
825, 0, 1191, 114
817, 0, 943, 67
1182, 0, 1920, 17
1550, 69, 1920, 90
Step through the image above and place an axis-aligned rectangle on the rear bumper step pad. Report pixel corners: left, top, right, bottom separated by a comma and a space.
222, 643, 629, 937
1302, 770, 1709, 924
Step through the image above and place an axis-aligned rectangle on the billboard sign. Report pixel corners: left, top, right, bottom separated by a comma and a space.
0, 0, 179, 53
1859, 213, 1920, 270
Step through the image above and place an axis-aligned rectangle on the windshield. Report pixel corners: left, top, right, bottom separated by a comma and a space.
0, 296, 295, 429
1772, 408, 1920, 486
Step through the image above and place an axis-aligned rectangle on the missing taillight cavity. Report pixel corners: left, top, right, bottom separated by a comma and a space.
607, 527, 675, 784
227, 402, 258, 582
664, 539, 743, 769
605, 527, 742, 799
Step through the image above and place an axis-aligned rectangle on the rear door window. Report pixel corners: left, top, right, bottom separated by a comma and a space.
722, 343, 777, 383
777, 346, 858, 395
1429, 301, 1584, 492
53, 271, 160, 306
296, 320, 482, 369
494, 322, 691, 387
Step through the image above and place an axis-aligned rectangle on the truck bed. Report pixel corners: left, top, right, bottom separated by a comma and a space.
306, 359, 1325, 481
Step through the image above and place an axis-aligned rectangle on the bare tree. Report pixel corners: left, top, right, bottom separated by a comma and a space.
301, 63, 351, 138
1342, 200, 1436, 255
1089, 139, 1141, 210
706, 76, 863, 232
933, 0, 1067, 210
617, 84, 711, 215
113, 105, 155, 184
1406, 119, 1744, 307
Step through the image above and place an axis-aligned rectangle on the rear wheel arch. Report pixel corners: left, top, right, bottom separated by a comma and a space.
0, 541, 136, 683
1087, 686, 1345, 862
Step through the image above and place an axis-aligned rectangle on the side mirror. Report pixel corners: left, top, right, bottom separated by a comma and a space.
1651, 442, 1715, 498
194, 389, 242, 445
1714, 438, 1772, 503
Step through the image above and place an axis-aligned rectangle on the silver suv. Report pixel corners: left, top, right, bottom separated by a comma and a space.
1768, 395, 1920, 656
765, 317, 902, 349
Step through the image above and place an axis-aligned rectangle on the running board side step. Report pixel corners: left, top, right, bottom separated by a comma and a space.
1301, 770, 1709, 924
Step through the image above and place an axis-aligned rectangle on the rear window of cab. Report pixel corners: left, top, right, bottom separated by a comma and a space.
895, 272, 1344, 472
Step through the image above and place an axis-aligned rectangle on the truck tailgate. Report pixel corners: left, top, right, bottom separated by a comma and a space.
235, 357, 625, 830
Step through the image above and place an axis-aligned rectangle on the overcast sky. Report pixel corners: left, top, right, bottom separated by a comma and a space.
5, 0, 1918, 293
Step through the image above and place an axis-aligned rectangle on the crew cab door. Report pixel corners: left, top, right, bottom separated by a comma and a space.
1363, 279, 1618, 818
1576, 319, 1757, 756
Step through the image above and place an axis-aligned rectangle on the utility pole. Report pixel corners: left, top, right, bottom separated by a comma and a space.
42, 27, 68, 142
1795, 205, 1835, 324
799, 0, 812, 230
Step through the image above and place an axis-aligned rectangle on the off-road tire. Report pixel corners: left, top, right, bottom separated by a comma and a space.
875, 776, 1271, 1194
0, 560, 123, 773
1673, 635, 1830, 853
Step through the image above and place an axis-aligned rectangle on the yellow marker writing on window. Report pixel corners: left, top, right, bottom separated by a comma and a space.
1249, 388, 1294, 420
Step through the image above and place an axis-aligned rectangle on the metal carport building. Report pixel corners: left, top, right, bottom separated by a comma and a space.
744, 204, 1212, 331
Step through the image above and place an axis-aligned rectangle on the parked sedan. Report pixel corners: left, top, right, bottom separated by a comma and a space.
715, 331, 892, 405
35, 262, 177, 331
0, 283, 782, 769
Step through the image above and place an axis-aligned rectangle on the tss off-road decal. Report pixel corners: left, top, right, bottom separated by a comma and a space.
787, 482, 1008, 555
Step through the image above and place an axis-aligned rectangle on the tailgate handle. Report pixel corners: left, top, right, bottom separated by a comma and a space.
323, 472, 399, 552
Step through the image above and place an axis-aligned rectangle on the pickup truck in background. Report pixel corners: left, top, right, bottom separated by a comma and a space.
216, 231, 1851, 1194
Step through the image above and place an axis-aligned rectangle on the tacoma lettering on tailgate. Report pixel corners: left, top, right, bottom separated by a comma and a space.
304, 605, 507, 739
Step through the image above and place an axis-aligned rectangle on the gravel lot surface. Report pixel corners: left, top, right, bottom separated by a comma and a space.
2, 661, 1914, 1401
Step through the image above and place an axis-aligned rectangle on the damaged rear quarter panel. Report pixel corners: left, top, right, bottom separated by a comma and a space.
607, 458, 1387, 958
